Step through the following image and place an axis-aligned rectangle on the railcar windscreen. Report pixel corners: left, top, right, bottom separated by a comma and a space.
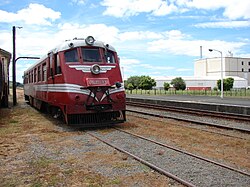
65, 49, 79, 63
106, 50, 115, 63
82, 48, 101, 63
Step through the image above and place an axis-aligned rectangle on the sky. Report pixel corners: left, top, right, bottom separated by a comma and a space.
0, 0, 250, 83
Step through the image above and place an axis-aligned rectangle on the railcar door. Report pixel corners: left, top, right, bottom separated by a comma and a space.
47, 52, 63, 105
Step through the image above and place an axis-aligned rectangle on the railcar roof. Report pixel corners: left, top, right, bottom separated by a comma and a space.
24, 38, 116, 73
49, 38, 116, 53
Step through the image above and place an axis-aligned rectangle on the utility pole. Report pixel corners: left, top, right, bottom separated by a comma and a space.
12, 26, 16, 106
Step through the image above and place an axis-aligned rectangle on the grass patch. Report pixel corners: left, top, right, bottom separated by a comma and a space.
113, 162, 133, 169
30, 156, 53, 169
108, 177, 121, 185
9, 120, 19, 124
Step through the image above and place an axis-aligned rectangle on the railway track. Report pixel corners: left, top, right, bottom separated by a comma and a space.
86, 128, 250, 187
126, 101, 250, 122
126, 102, 250, 133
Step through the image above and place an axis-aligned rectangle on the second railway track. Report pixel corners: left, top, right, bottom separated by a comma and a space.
126, 102, 250, 133
126, 101, 250, 122
87, 128, 250, 187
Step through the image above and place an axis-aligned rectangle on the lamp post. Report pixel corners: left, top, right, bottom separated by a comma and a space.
209, 49, 223, 99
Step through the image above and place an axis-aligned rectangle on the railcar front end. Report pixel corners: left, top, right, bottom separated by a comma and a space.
24, 36, 126, 126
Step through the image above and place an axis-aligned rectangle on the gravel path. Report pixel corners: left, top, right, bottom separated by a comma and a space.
90, 129, 250, 187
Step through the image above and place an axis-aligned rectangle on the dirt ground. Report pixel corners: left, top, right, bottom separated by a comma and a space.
0, 89, 181, 187
1, 88, 249, 186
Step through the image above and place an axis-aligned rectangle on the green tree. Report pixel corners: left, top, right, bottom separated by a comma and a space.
127, 83, 134, 90
163, 82, 170, 91
171, 77, 186, 90
225, 77, 234, 91
138, 75, 156, 90
125, 76, 141, 89
217, 77, 234, 91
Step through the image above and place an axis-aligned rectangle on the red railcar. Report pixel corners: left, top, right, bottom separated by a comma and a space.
23, 36, 126, 126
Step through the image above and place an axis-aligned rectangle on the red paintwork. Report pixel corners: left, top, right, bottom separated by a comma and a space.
187, 87, 211, 91
23, 38, 126, 125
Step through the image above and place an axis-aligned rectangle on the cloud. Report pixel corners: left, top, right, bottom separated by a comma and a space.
0, 3, 61, 25
57, 23, 119, 43
222, 1, 250, 19
118, 31, 162, 41
194, 21, 250, 28
183, 0, 250, 19
71, 0, 85, 5
101, 0, 180, 17
101, 0, 250, 20
148, 30, 246, 57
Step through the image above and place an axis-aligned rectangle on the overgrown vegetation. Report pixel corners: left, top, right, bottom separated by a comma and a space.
217, 77, 234, 91
170, 77, 186, 90
125, 75, 156, 90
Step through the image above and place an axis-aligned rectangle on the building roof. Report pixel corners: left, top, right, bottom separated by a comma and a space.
0, 48, 11, 59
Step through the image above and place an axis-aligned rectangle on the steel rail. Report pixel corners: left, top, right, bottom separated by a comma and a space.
127, 112, 248, 140
115, 127, 250, 177
126, 101, 250, 122
86, 131, 196, 187
126, 108, 250, 133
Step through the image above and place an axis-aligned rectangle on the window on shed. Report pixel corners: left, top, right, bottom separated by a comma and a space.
65, 49, 79, 63
242, 68, 244, 72
31, 72, 34, 83
0, 64, 2, 88
24, 74, 28, 84
242, 61, 244, 65
29, 72, 31, 83
26, 74, 29, 84
82, 48, 101, 63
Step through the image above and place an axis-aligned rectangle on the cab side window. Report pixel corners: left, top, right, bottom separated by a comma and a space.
106, 51, 115, 63
65, 49, 79, 63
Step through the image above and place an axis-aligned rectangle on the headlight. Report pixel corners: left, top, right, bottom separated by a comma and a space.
115, 82, 122, 88
91, 64, 101, 74
85, 36, 95, 45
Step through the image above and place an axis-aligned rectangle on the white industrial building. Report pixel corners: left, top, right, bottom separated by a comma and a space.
155, 76, 247, 90
155, 57, 250, 90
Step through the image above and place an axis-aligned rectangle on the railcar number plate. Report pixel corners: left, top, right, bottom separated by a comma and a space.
86, 78, 110, 86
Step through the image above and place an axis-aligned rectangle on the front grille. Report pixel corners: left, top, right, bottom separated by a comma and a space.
86, 104, 112, 111
67, 111, 123, 125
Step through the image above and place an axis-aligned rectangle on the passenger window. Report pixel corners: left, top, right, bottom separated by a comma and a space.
65, 49, 79, 63
42, 63, 47, 81
55, 54, 61, 75
106, 51, 115, 63
82, 48, 101, 63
